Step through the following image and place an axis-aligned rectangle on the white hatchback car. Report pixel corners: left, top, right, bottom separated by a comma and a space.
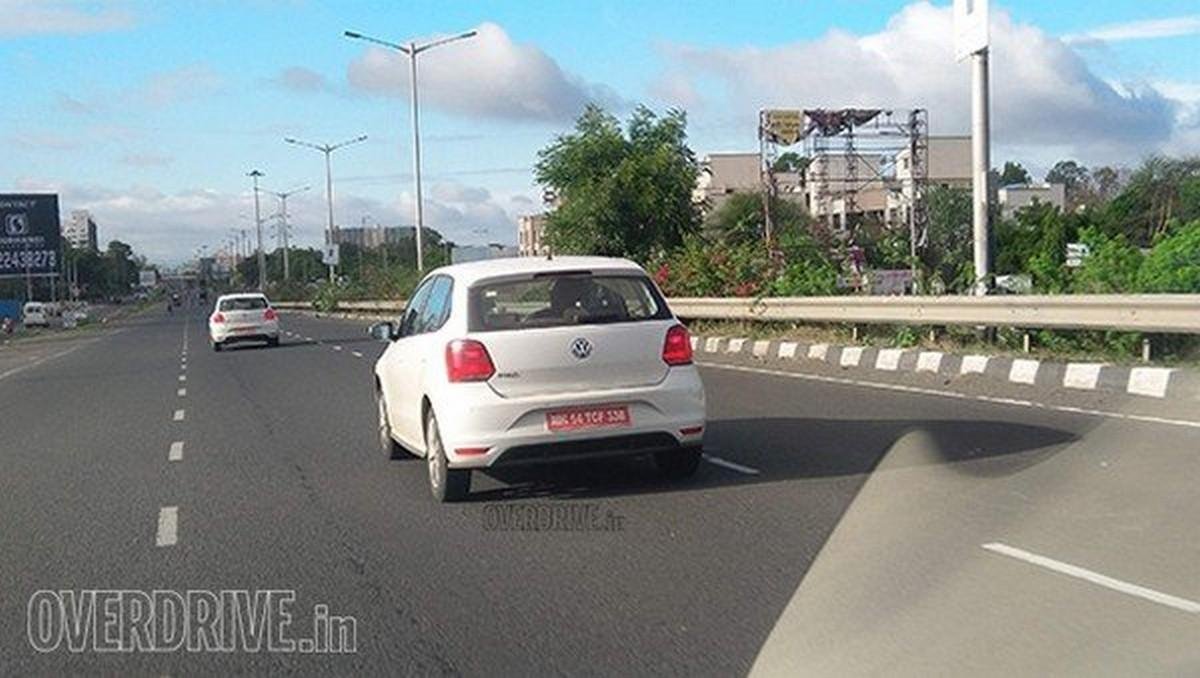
371, 256, 706, 502
22, 302, 49, 328
209, 293, 280, 351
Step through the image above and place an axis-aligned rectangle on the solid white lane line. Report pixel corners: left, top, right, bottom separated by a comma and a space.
173, 409, 185, 421
0, 343, 88, 382
155, 507, 178, 547
352, 351, 363, 358
169, 441, 184, 461
177, 388, 186, 397
982, 543, 1200, 614
697, 361, 1200, 430
702, 454, 761, 475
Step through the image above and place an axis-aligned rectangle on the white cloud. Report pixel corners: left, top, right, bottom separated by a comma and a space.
137, 64, 223, 108
658, 2, 1183, 162
272, 66, 333, 93
0, 0, 134, 36
121, 154, 173, 168
347, 22, 623, 122
1063, 15, 1200, 44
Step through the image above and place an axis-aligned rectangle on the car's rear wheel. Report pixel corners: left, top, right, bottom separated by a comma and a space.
376, 390, 404, 459
654, 446, 701, 479
425, 412, 470, 502
212, 341, 222, 352
267, 336, 279, 347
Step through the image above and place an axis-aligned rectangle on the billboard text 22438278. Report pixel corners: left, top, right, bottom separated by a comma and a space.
0, 194, 61, 279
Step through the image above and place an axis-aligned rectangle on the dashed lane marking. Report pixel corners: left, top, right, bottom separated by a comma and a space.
155, 507, 178, 547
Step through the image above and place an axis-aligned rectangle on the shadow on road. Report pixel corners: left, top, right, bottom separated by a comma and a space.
465, 417, 1077, 502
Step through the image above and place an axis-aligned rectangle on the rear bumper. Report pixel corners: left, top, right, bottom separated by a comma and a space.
211, 322, 279, 344
434, 366, 706, 469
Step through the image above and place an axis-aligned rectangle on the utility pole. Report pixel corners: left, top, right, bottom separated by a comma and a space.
248, 170, 266, 292
284, 135, 367, 283
260, 185, 309, 282
344, 28, 477, 272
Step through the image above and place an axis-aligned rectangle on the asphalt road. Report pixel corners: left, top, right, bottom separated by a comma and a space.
1, 306, 1197, 676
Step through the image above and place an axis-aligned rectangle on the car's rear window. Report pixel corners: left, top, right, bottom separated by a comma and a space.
219, 297, 268, 311
468, 273, 670, 331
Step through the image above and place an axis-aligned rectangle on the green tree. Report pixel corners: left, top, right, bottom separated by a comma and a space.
772, 152, 810, 175
921, 186, 974, 291
1137, 220, 1200, 293
998, 161, 1031, 186
1105, 156, 1200, 245
535, 104, 700, 261
1046, 159, 1092, 209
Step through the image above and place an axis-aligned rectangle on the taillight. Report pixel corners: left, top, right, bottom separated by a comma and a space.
264, 308, 277, 321
662, 324, 693, 366
211, 312, 225, 324
445, 339, 495, 382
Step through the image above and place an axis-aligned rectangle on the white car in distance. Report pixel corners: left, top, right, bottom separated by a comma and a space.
209, 293, 280, 351
370, 256, 707, 502
22, 302, 49, 328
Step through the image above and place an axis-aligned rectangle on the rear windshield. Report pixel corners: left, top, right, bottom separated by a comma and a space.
219, 297, 268, 311
468, 273, 671, 331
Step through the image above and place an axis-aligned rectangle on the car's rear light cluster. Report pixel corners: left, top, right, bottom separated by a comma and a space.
662, 324, 693, 366
263, 308, 278, 321
211, 312, 225, 324
445, 339, 495, 382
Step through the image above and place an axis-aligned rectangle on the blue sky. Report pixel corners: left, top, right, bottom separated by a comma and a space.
2, 0, 1198, 263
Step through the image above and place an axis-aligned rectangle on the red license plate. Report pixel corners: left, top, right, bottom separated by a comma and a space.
546, 405, 631, 432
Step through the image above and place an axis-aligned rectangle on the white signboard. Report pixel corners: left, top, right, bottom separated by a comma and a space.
138, 269, 157, 287
1066, 242, 1091, 268
322, 243, 340, 266
953, 0, 989, 61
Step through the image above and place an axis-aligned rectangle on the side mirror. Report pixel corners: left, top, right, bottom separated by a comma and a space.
368, 321, 396, 342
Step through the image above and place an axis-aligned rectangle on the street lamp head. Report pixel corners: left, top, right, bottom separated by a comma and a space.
344, 30, 362, 39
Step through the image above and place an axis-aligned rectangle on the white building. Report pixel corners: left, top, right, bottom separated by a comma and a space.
998, 183, 1066, 218
517, 213, 548, 257
694, 152, 804, 216
63, 209, 98, 251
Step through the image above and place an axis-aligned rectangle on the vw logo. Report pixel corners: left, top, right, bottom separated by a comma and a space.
570, 337, 592, 360
4, 213, 28, 237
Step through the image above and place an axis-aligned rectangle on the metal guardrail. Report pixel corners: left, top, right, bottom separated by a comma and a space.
668, 295, 1200, 334
275, 295, 1200, 334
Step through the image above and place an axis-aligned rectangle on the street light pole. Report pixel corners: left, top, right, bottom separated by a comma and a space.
971, 48, 992, 296
284, 135, 367, 283
344, 28, 477, 272
248, 170, 266, 292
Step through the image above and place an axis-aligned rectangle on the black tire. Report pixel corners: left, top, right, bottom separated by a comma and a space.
654, 446, 702, 479
425, 412, 470, 502
212, 341, 222, 352
267, 336, 280, 347
376, 390, 405, 460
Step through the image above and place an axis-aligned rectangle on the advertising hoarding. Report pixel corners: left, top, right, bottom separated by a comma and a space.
0, 194, 61, 278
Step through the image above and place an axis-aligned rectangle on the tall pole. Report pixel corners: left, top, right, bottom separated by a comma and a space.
971, 49, 991, 296
324, 150, 335, 282
408, 44, 425, 272
344, 29, 476, 272
279, 194, 291, 281
249, 170, 266, 292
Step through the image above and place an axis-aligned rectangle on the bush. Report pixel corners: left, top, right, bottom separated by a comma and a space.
1137, 220, 1200, 293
